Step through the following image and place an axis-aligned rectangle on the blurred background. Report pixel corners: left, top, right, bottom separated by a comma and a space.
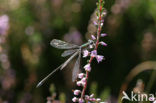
0, 0, 156, 103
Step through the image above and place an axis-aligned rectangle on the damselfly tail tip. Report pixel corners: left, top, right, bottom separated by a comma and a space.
36, 82, 42, 88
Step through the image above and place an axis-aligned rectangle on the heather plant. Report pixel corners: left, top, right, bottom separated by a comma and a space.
0, 14, 16, 99
72, 0, 107, 102
37, 0, 107, 102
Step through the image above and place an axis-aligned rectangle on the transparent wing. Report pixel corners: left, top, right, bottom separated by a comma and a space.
60, 51, 79, 70
61, 49, 77, 57
50, 39, 79, 49
72, 50, 81, 82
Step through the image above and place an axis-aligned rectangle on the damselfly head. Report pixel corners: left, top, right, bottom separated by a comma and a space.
88, 39, 94, 44
88, 39, 95, 48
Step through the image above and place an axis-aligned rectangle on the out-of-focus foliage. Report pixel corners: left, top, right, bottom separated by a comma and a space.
0, 0, 156, 103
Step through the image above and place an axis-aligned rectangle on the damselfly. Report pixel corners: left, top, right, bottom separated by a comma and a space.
36, 39, 94, 87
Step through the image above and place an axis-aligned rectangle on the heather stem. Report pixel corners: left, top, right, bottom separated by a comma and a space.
80, 0, 104, 100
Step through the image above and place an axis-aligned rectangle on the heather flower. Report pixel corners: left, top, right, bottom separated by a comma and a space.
79, 98, 84, 103
85, 95, 90, 99
81, 77, 86, 82
101, 19, 104, 23
72, 97, 78, 102
76, 81, 82, 86
96, 98, 101, 101
73, 90, 81, 95
149, 97, 155, 101
101, 23, 103, 26
84, 64, 91, 72
0, 15, 9, 35
91, 35, 96, 40
83, 50, 90, 58
99, 41, 107, 46
93, 21, 98, 25
90, 94, 94, 98
101, 33, 107, 37
90, 98, 96, 101
90, 50, 97, 57
76, 80, 86, 86
96, 55, 104, 63
78, 73, 84, 79
81, 81, 86, 86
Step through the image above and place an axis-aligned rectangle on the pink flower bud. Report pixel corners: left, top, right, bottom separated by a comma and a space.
72, 97, 78, 102
93, 21, 98, 25
79, 98, 84, 103
96, 98, 101, 101
76, 80, 86, 86
101, 23, 103, 26
78, 73, 84, 79
76, 81, 82, 86
83, 50, 90, 58
90, 94, 94, 98
81, 77, 86, 82
73, 90, 81, 95
149, 97, 155, 101
96, 55, 104, 63
100, 41, 107, 46
90, 98, 96, 101
101, 19, 104, 23
81, 81, 86, 86
91, 35, 96, 40
91, 50, 97, 57
101, 33, 107, 37
84, 64, 91, 72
